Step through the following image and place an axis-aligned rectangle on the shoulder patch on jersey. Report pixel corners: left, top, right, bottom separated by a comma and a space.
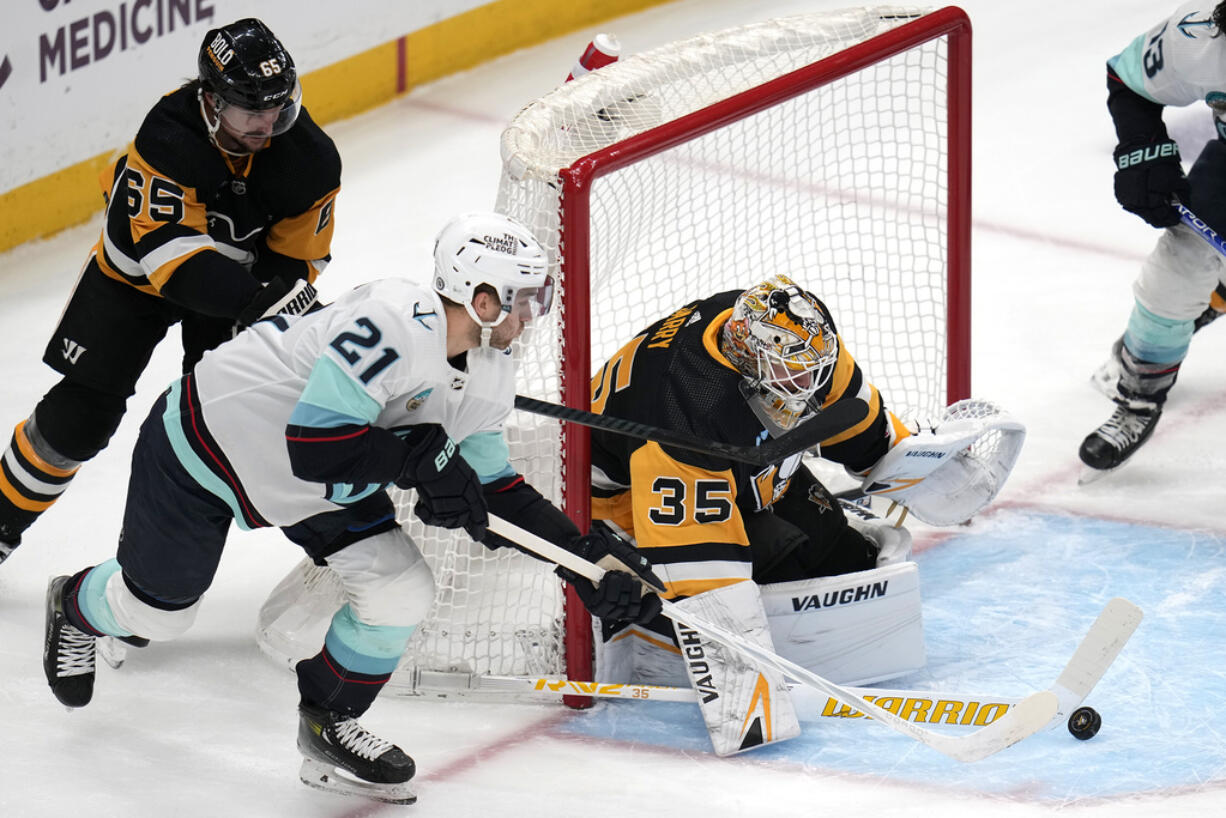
405, 389, 433, 412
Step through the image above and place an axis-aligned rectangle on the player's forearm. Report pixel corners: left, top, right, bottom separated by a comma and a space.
158, 250, 263, 318
285, 423, 408, 485
1106, 65, 1169, 145
482, 475, 580, 551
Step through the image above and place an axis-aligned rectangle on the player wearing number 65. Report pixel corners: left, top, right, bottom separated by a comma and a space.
0, 18, 338, 564
39, 212, 663, 805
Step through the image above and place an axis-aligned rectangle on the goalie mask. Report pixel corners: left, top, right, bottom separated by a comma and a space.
433, 212, 553, 349
721, 275, 839, 430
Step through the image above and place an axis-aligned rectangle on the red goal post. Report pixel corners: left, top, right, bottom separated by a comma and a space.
390, 6, 971, 701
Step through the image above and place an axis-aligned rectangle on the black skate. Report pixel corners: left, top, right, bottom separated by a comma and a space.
43, 575, 97, 708
297, 702, 416, 804
1078, 404, 1161, 482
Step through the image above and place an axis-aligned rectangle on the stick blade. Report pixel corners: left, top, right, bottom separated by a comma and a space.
924, 690, 1060, 763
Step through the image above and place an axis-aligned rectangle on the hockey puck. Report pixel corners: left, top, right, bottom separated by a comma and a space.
1067, 706, 1101, 740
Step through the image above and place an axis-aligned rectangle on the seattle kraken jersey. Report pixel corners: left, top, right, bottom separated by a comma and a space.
588, 290, 905, 600
1109, 3, 1226, 107
95, 83, 340, 297
163, 279, 515, 527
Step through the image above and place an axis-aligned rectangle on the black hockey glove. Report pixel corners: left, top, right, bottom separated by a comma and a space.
1112, 140, 1189, 228
395, 425, 488, 542
236, 277, 320, 326
556, 532, 664, 625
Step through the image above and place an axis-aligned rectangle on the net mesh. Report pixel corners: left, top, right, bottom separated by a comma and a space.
390, 6, 959, 689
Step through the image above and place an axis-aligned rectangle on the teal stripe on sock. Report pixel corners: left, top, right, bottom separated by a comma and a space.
1125, 302, 1192, 364
78, 558, 133, 637
323, 604, 415, 675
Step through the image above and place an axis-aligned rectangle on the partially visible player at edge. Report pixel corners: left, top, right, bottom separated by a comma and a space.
0, 18, 337, 563
1079, 2, 1226, 476
41, 212, 663, 805
589, 274, 920, 671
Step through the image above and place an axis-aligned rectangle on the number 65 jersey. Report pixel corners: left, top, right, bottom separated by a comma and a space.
165, 278, 516, 527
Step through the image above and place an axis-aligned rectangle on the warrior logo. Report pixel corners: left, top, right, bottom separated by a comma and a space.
61, 338, 86, 365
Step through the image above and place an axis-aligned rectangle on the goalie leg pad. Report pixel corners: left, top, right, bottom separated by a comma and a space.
760, 561, 924, 686
671, 580, 800, 756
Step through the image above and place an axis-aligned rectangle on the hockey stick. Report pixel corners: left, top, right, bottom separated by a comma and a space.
513, 394, 866, 467
1177, 204, 1226, 256
390, 669, 1026, 727
486, 516, 1091, 763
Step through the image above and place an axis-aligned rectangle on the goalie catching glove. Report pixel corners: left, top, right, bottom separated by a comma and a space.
556, 531, 665, 625
856, 399, 1025, 526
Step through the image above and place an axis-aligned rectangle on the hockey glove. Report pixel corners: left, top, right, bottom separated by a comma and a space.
237, 277, 319, 326
556, 532, 664, 624
395, 425, 488, 542
1112, 140, 1189, 228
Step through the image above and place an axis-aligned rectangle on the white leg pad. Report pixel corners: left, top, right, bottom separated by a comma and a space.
324, 527, 434, 627
760, 560, 925, 685
105, 571, 200, 641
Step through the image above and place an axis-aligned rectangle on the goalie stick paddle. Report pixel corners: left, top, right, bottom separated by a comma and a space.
485, 515, 1131, 763
513, 394, 866, 467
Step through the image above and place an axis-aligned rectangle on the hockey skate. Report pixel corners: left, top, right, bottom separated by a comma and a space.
297, 702, 416, 805
97, 634, 151, 670
1077, 404, 1162, 484
43, 575, 97, 708
0, 539, 16, 564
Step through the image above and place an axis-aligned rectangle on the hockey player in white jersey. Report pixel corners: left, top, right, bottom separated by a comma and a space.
40, 212, 663, 805
1080, 2, 1226, 477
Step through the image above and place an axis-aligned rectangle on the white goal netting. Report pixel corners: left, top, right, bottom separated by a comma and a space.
389, 6, 969, 693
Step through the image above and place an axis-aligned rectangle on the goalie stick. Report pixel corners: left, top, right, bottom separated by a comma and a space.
513, 394, 866, 467
486, 515, 1142, 763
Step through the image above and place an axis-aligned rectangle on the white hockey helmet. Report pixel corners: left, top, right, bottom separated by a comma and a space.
432, 212, 553, 345
721, 274, 839, 429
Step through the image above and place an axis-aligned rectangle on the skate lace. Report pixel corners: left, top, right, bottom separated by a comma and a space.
334, 718, 395, 760
57, 625, 96, 677
1097, 407, 1151, 449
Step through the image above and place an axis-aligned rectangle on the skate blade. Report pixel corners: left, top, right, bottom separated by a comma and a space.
299, 758, 417, 805
98, 637, 128, 670
1077, 463, 1124, 486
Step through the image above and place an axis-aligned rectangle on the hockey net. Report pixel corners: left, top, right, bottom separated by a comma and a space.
387, 5, 971, 697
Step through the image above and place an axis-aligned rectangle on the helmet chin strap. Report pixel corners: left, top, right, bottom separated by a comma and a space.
197, 89, 254, 157
465, 301, 504, 350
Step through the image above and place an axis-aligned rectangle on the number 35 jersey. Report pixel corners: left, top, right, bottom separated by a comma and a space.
165, 279, 516, 527
588, 290, 904, 599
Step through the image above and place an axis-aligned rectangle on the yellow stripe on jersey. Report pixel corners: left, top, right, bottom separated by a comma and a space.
820, 384, 882, 447
264, 188, 340, 282
663, 576, 747, 600
591, 491, 635, 539
628, 440, 749, 550
700, 308, 742, 373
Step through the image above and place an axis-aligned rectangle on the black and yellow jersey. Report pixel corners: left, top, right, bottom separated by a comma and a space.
589, 290, 908, 600
92, 83, 340, 304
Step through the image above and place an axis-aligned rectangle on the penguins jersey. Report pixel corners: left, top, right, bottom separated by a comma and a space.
163, 279, 517, 528
1109, 3, 1226, 107
588, 290, 909, 600
94, 83, 340, 300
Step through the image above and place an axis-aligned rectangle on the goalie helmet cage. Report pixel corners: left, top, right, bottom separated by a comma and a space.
390, 5, 971, 705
